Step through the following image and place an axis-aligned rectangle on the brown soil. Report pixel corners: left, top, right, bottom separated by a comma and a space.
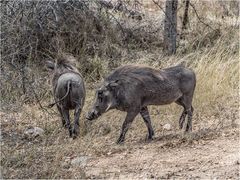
1, 105, 239, 179
85, 128, 239, 179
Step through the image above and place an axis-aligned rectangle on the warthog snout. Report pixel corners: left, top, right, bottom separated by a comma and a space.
86, 109, 101, 121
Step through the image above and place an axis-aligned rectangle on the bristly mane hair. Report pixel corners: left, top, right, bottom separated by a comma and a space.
51, 53, 81, 93
56, 53, 77, 68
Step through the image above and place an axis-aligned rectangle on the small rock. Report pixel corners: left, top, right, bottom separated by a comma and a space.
163, 123, 171, 131
150, 174, 155, 178
65, 157, 71, 163
188, 167, 195, 171
24, 127, 44, 137
71, 156, 90, 167
61, 162, 70, 169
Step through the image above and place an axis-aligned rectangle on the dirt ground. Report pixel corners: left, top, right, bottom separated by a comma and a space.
84, 127, 239, 179
1, 104, 239, 179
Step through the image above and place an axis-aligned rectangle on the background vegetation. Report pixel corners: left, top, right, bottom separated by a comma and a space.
1, 0, 239, 179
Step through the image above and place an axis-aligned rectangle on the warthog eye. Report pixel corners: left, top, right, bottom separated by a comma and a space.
98, 90, 103, 97
97, 90, 104, 102
98, 97, 103, 103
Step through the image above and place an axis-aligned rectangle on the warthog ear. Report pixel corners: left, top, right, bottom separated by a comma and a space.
46, 60, 55, 70
108, 80, 120, 89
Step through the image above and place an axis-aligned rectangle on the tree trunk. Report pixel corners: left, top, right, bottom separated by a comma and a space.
163, 0, 178, 55
182, 0, 190, 31
180, 0, 190, 39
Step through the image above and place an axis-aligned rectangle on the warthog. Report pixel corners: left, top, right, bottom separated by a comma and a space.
46, 54, 85, 138
87, 64, 196, 144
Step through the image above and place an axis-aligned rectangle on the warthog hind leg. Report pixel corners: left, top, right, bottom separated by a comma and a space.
175, 97, 187, 129
61, 108, 72, 137
176, 96, 194, 132
72, 105, 82, 139
57, 104, 67, 128
179, 110, 187, 129
186, 106, 194, 132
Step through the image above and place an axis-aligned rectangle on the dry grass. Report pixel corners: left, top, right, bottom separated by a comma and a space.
1, 1, 239, 179
1, 27, 239, 178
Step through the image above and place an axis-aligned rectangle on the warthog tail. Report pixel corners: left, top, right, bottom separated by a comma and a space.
48, 80, 71, 108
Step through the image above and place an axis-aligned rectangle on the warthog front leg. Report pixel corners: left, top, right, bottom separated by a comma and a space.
140, 107, 154, 140
117, 111, 138, 144
61, 108, 72, 137
72, 105, 82, 139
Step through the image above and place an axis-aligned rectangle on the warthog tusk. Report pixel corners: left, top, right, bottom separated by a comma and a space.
105, 103, 112, 112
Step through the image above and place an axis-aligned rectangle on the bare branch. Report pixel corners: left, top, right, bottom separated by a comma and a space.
189, 2, 215, 31
152, 0, 177, 31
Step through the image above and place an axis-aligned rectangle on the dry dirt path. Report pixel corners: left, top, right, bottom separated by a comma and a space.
1, 108, 239, 179
84, 128, 239, 179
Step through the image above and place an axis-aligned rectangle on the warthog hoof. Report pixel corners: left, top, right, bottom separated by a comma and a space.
145, 131, 154, 141
145, 135, 153, 142
116, 137, 125, 144
62, 123, 68, 129
68, 128, 73, 138
179, 122, 184, 130
72, 133, 77, 139
72, 128, 79, 139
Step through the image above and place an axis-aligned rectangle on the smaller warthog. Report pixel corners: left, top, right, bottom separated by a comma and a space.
87, 64, 196, 144
46, 54, 85, 138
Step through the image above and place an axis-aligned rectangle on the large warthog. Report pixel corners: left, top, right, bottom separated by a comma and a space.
46, 54, 85, 138
87, 64, 196, 144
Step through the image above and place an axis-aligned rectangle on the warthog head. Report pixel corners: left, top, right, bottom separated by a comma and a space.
86, 81, 119, 120
46, 54, 79, 75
